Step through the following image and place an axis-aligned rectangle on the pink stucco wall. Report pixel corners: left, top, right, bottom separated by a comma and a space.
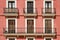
0, 0, 60, 40
54, 0, 60, 40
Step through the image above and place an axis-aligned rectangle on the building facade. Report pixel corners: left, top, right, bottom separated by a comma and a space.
0, 0, 60, 40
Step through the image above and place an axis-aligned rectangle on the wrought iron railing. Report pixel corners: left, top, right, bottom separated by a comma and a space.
4, 8, 18, 13
42, 8, 56, 14
3, 27, 56, 34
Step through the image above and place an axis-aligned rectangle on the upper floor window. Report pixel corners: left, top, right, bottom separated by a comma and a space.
8, 1, 15, 8
27, 1, 33, 13
45, 1, 52, 8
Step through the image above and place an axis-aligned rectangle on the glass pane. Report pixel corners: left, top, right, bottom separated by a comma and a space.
28, 38, 33, 40
27, 1, 33, 13
27, 20, 34, 33
46, 38, 51, 40
45, 19, 52, 33
8, 1, 15, 8
9, 38, 15, 40
8, 3, 11, 8
8, 20, 15, 33
45, 1, 52, 8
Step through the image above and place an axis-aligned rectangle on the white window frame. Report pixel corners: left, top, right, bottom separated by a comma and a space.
6, 0, 17, 8
25, 0, 35, 13
25, 18, 36, 33
7, 37, 16, 40
6, 18, 17, 33
44, 37, 53, 40
26, 37, 35, 40
43, 18, 54, 33
43, 0, 53, 13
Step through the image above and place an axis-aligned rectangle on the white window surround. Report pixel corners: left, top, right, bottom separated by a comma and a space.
26, 37, 35, 40
25, 0, 35, 13
6, 0, 17, 8
7, 37, 16, 40
44, 37, 53, 40
43, 18, 54, 33
6, 18, 17, 33
25, 18, 36, 33
43, 0, 54, 13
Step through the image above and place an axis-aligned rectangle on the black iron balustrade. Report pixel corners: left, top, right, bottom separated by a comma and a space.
3, 28, 56, 34
42, 8, 56, 14
4, 8, 18, 13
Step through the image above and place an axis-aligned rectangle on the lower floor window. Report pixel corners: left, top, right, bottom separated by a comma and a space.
27, 37, 35, 40
7, 38, 16, 40
28, 38, 33, 40
9, 38, 15, 40
46, 38, 51, 40
45, 38, 53, 40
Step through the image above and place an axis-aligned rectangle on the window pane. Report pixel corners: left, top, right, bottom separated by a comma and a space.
27, 1, 33, 13
8, 20, 15, 33
9, 38, 15, 40
27, 20, 34, 33
45, 1, 52, 8
28, 38, 33, 40
45, 19, 52, 33
8, 1, 15, 8
46, 38, 51, 40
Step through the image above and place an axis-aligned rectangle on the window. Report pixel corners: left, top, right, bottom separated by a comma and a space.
6, 0, 17, 8
7, 38, 16, 40
27, 1, 33, 13
6, 18, 17, 33
27, 37, 35, 40
27, 20, 34, 33
45, 1, 52, 13
43, 18, 54, 33
8, 1, 15, 8
45, 1, 52, 8
43, 18, 53, 33
44, 38, 53, 40
9, 38, 15, 40
45, 19, 52, 33
25, 18, 35, 33
45, 19, 52, 28
28, 38, 33, 40
46, 38, 51, 40
8, 20, 15, 33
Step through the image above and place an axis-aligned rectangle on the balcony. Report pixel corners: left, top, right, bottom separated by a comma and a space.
42, 8, 56, 17
23, 8, 37, 17
3, 28, 56, 38
4, 8, 19, 17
